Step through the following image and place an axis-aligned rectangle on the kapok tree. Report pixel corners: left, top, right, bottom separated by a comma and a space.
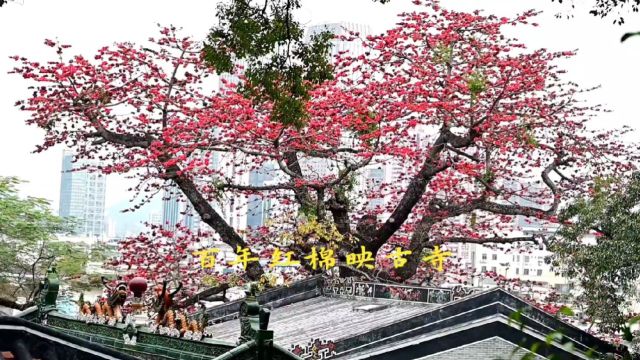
11, 2, 637, 287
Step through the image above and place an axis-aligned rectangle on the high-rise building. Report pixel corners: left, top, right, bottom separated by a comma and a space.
161, 186, 201, 232
161, 150, 251, 234
246, 163, 276, 229
148, 212, 162, 226
305, 22, 372, 59
58, 150, 106, 240
161, 187, 180, 228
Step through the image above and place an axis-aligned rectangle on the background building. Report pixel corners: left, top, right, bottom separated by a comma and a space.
446, 181, 569, 294
354, 131, 430, 213
161, 186, 201, 232
305, 22, 372, 58
246, 163, 276, 229
161, 151, 251, 235
58, 150, 106, 241
148, 212, 162, 226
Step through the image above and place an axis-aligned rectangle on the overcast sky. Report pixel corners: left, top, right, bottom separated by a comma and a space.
0, 0, 639, 215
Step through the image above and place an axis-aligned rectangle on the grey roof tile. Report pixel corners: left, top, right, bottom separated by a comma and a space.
207, 296, 436, 347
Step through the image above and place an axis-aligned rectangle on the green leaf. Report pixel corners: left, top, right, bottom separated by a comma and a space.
530, 342, 541, 354
203, 0, 336, 128
509, 309, 523, 327
545, 331, 563, 346
0, 176, 74, 302
628, 315, 640, 326
552, 173, 640, 334
467, 71, 486, 96
621, 32, 640, 43
557, 306, 574, 317
520, 353, 536, 360
562, 341, 575, 353
622, 326, 633, 342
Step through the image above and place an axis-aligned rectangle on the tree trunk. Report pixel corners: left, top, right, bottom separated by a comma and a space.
168, 166, 264, 280
394, 217, 437, 281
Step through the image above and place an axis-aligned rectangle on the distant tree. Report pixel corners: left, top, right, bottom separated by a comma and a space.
11, 2, 637, 289
88, 244, 111, 262
550, 174, 640, 334
0, 177, 73, 308
53, 242, 89, 278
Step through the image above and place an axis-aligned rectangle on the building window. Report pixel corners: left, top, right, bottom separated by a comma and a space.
491, 266, 496, 272
524, 256, 530, 263
516, 268, 519, 275
516, 255, 520, 262
492, 254, 497, 260
537, 269, 543, 276
481, 266, 487, 272
482, 253, 487, 260
524, 269, 529, 275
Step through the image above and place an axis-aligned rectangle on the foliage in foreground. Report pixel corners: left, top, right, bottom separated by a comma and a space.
0, 176, 75, 306
551, 174, 640, 334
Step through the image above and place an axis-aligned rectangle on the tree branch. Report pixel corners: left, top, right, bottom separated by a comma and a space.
162, 49, 186, 128
476, 156, 573, 217
554, 168, 576, 184
0, 297, 35, 311
278, 151, 314, 210
369, 127, 479, 252
85, 128, 154, 148
446, 144, 481, 162
218, 182, 294, 191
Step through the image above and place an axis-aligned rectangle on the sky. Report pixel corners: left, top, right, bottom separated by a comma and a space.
0, 0, 639, 221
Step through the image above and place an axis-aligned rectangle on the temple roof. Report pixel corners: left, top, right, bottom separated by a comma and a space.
203, 276, 628, 359
208, 295, 437, 346
16, 270, 631, 360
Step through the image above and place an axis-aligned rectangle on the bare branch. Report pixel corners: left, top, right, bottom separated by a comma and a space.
218, 182, 294, 191
475, 176, 501, 195
162, 49, 186, 128
85, 125, 154, 148
446, 144, 481, 162
304, 147, 361, 158
554, 168, 576, 184
476, 156, 574, 217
